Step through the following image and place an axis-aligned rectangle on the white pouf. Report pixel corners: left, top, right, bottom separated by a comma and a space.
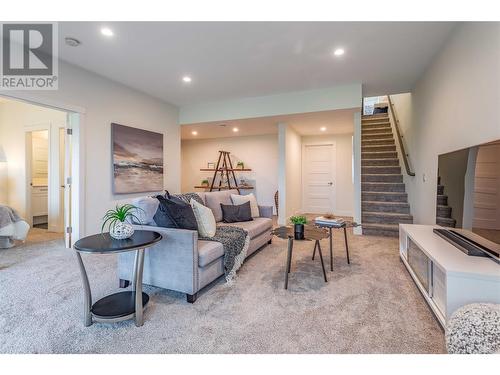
446, 303, 500, 354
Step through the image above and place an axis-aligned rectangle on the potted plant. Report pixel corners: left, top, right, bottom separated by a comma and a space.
236, 161, 245, 169
102, 204, 143, 240
201, 179, 209, 187
290, 215, 307, 240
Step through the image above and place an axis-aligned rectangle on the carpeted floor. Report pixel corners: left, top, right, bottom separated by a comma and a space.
0, 226, 445, 354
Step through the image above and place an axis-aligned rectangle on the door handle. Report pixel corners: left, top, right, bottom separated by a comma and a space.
328, 182, 333, 186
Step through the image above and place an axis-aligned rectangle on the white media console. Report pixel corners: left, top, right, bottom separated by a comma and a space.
399, 224, 500, 327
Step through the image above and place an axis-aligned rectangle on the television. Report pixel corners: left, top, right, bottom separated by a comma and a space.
435, 139, 500, 262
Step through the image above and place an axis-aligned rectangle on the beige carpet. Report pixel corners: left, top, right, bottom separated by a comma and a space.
0, 226, 445, 353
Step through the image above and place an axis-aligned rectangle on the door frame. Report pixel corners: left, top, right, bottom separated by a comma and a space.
1, 93, 85, 247
301, 141, 337, 214
24, 123, 52, 228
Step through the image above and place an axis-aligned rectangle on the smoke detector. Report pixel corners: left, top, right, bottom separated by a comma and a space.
65, 37, 81, 47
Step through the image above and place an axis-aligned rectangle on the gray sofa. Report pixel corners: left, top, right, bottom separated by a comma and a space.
118, 189, 273, 303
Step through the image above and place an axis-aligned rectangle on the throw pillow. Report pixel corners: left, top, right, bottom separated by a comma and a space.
231, 193, 259, 218
190, 199, 216, 238
221, 201, 253, 223
153, 195, 198, 230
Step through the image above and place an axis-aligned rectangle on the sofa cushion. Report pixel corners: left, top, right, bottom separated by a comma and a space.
198, 240, 224, 267
231, 193, 259, 218
221, 201, 253, 223
154, 195, 198, 230
217, 217, 272, 239
131, 196, 159, 225
191, 199, 216, 238
204, 190, 238, 222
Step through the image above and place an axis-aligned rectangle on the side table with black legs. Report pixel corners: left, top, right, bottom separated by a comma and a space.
272, 226, 330, 289
73, 230, 162, 327
313, 221, 360, 270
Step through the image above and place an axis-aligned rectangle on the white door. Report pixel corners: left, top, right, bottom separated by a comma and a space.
302, 143, 336, 214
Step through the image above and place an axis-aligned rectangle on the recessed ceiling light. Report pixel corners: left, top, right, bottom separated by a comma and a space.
191, 131, 198, 136
320, 126, 327, 131
232, 127, 239, 132
101, 27, 114, 37
333, 48, 345, 56
182, 76, 192, 83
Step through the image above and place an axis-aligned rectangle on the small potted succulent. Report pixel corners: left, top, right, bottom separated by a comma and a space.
201, 179, 210, 187
236, 161, 245, 169
102, 204, 143, 240
290, 215, 307, 240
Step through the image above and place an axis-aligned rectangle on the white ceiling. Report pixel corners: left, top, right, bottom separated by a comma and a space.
58, 22, 456, 106
181, 108, 356, 140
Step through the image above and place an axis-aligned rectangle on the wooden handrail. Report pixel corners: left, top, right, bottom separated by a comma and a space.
388, 95, 415, 176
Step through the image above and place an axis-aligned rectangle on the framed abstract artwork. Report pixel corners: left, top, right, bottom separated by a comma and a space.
111, 123, 164, 194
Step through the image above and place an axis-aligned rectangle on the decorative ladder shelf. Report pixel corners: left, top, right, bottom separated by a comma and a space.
195, 150, 253, 193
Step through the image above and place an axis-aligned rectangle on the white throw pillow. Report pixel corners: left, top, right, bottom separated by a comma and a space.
190, 199, 216, 238
231, 193, 259, 218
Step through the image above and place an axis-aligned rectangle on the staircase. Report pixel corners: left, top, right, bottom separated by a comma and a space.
361, 113, 413, 237
436, 176, 456, 227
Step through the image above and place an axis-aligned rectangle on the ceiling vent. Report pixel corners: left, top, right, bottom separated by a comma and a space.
65, 37, 81, 47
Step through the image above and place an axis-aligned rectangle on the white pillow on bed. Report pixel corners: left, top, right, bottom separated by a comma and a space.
231, 193, 259, 218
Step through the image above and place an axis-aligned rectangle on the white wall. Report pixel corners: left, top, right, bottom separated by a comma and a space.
406, 22, 500, 224
180, 84, 362, 124
0, 101, 66, 223
3, 61, 180, 235
302, 133, 354, 216
277, 124, 303, 224
181, 134, 278, 211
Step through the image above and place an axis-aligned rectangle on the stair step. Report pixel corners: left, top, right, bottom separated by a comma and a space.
362, 144, 396, 152
437, 185, 444, 195
362, 166, 401, 174
362, 116, 389, 123
362, 211, 413, 225
362, 201, 410, 214
436, 216, 456, 228
436, 205, 452, 218
362, 182, 406, 192
362, 127, 392, 135
362, 191, 408, 202
362, 174, 403, 183
362, 151, 398, 159
362, 223, 399, 237
362, 158, 399, 166
362, 138, 395, 146
362, 133, 393, 140
437, 194, 448, 205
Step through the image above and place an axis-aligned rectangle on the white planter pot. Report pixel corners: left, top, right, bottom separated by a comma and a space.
110, 221, 134, 240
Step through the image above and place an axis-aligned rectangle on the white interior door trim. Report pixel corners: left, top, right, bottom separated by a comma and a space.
2, 93, 85, 246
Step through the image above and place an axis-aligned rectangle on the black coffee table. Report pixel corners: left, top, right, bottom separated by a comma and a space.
73, 230, 162, 327
314, 221, 360, 270
272, 226, 329, 289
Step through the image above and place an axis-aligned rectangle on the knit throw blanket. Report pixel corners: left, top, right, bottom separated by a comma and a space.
0, 205, 21, 230
200, 226, 249, 283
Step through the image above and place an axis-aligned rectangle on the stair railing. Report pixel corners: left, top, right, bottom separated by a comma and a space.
388, 95, 415, 176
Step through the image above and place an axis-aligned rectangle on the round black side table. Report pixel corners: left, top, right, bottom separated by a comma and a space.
73, 230, 162, 327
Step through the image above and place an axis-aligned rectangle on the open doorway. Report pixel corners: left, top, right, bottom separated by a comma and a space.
0, 96, 76, 248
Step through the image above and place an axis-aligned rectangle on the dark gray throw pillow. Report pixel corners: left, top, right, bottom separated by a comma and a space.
154, 195, 198, 230
221, 201, 253, 223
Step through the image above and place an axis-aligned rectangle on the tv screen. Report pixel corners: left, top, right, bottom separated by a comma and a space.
437, 139, 500, 247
